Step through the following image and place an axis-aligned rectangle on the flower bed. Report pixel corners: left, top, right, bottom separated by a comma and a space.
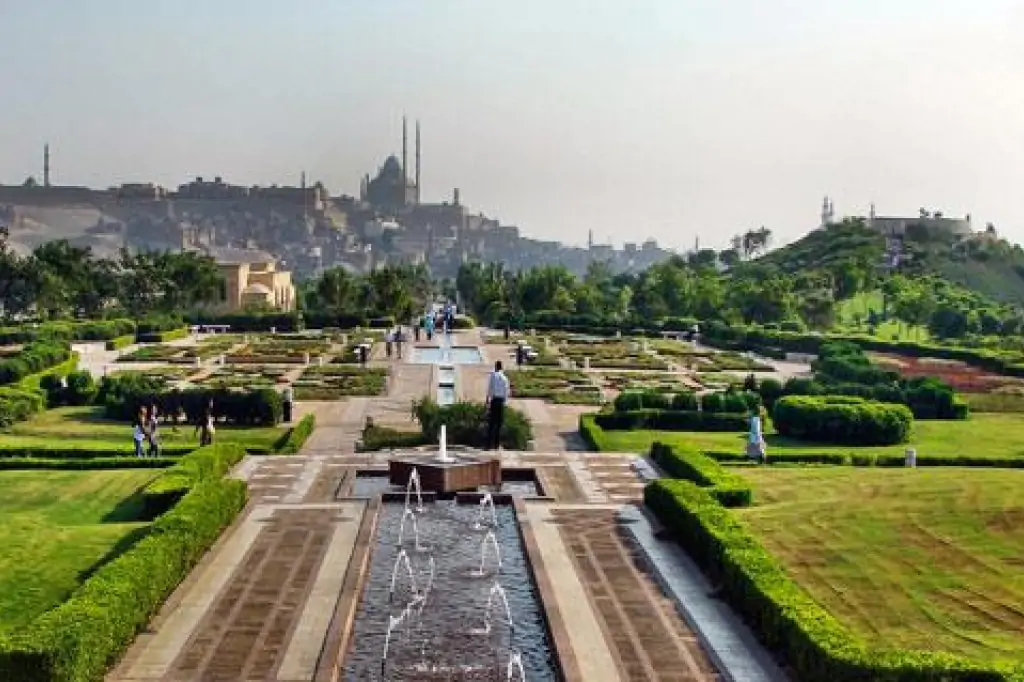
196, 366, 290, 389
293, 366, 387, 399
508, 368, 604, 405
872, 353, 1022, 393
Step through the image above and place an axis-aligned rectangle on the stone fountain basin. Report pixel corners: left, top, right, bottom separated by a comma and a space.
389, 453, 502, 493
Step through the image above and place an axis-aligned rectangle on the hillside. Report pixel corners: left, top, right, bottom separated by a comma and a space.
753, 221, 1024, 307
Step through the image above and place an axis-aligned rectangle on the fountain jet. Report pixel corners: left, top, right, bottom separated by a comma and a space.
389, 548, 418, 602
506, 650, 527, 681
436, 424, 454, 464
482, 581, 514, 634
398, 507, 425, 550
404, 467, 425, 512
475, 492, 498, 530
473, 530, 502, 576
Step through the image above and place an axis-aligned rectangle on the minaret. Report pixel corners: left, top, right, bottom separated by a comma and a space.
301, 171, 306, 190
43, 143, 51, 187
402, 116, 408, 186
415, 119, 421, 204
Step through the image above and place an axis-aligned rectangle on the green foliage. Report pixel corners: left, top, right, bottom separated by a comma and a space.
413, 398, 532, 450
274, 414, 316, 455
104, 335, 135, 351
0, 478, 247, 682
0, 341, 71, 386
0, 387, 47, 427
189, 311, 303, 332
772, 395, 913, 445
594, 409, 749, 432
100, 375, 283, 426
140, 443, 246, 517
614, 390, 671, 411
644, 479, 1024, 681
135, 328, 188, 344
648, 442, 752, 506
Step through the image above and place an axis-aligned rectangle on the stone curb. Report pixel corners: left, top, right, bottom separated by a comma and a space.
618, 506, 789, 682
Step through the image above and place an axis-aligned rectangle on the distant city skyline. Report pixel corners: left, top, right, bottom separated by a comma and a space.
2, 0, 1022, 250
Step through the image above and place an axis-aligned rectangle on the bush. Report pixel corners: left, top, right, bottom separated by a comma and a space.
772, 395, 913, 445
141, 443, 247, 517
0, 387, 46, 426
0, 441, 192, 460
359, 425, 430, 451
649, 442, 752, 507
671, 391, 699, 411
414, 398, 532, 450
105, 335, 135, 351
0, 340, 71, 386
188, 311, 303, 333
757, 377, 785, 408
64, 370, 98, 406
594, 409, 748, 432
614, 390, 670, 411
644, 479, 1023, 681
135, 315, 184, 334
136, 327, 189, 343
1, 478, 247, 682
274, 413, 316, 454
100, 376, 283, 427
452, 314, 476, 330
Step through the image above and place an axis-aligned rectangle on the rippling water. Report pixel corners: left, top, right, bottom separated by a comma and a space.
342, 501, 559, 680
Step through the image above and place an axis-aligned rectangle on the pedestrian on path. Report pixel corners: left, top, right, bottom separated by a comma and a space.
133, 420, 146, 458
745, 406, 767, 464
147, 403, 161, 457
385, 330, 394, 359
395, 327, 404, 359
485, 360, 510, 450
196, 400, 215, 446
282, 384, 294, 423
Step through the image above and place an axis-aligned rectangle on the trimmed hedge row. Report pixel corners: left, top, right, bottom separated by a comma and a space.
274, 414, 316, 455
414, 398, 532, 450
773, 395, 913, 446
649, 442, 752, 507
188, 311, 303, 332
0, 387, 46, 427
594, 409, 749, 432
0, 456, 177, 471
359, 425, 430, 452
0, 442, 193, 460
0, 340, 72, 386
141, 443, 247, 517
136, 327, 189, 343
104, 335, 135, 351
0, 319, 135, 344
101, 376, 283, 426
0, 478, 247, 682
644, 479, 1024, 681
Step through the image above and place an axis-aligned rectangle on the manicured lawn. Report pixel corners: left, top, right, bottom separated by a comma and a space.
585, 413, 1024, 462
733, 466, 1024, 661
0, 468, 157, 631
4, 406, 288, 453
834, 289, 931, 341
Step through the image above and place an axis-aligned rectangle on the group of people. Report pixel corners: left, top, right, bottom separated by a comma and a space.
385, 327, 406, 359
132, 400, 216, 457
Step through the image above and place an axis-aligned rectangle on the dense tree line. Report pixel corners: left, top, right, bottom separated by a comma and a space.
301, 262, 432, 323
0, 228, 223, 320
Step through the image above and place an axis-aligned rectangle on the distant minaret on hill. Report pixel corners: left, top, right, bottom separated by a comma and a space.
43, 143, 51, 187
415, 119, 421, 204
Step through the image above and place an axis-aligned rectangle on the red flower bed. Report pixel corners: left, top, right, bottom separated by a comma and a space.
871, 353, 1021, 393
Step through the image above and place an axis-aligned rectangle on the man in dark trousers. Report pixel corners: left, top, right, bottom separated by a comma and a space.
485, 360, 510, 450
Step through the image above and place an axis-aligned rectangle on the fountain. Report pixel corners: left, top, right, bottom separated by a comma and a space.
404, 467, 424, 512
388, 422, 501, 493
475, 492, 498, 530
397, 507, 425, 550
482, 582, 514, 635
473, 530, 503, 577
388, 549, 418, 602
507, 650, 527, 681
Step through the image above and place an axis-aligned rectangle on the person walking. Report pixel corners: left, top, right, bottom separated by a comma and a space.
133, 420, 146, 458
147, 403, 161, 457
196, 400, 215, 446
282, 384, 294, 423
385, 330, 394, 359
425, 314, 435, 341
395, 327, 404, 359
485, 361, 510, 450
746, 406, 767, 464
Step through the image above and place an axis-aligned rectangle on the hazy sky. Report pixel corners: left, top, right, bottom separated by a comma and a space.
2, 0, 1023, 250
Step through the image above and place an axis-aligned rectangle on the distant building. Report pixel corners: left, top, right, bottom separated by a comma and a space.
209, 247, 295, 312
360, 117, 421, 211
867, 204, 972, 238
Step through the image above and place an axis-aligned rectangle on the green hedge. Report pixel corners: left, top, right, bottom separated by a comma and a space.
0, 387, 47, 427
452, 314, 476, 330
414, 398, 532, 450
0, 319, 135, 344
135, 327, 189, 343
594, 409, 749, 432
104, 335, 135, 351
649, 442, 752, 506
141, 443, 246, 517
0, 457, 176, 471
773, 395, 913, 445
189, 311, 303, 332
101, 376, 282, 426
274, 413, 316, 455
0, 340, 72, 386
644, 479, 1024, 681
0, 442, 192, 460
358, 425, 430, 451
0, 477, 247, 682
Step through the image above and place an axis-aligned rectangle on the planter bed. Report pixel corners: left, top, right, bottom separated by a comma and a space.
293, 366, 388, 399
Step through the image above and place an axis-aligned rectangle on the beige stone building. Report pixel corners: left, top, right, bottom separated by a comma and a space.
212, 248, 296, 312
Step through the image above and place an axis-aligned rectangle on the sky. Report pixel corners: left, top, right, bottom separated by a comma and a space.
1, 0, 1023, 250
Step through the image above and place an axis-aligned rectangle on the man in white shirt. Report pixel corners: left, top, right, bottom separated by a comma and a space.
485, 360, 510, 450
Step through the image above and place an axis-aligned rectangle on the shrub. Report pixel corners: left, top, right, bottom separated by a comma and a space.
644, 479, 1023, 681
64, 370, 98, 406
274, 413, 316, 454
368, 316, 396, 329
671, 391, 699, 411
614, 390, 670, 411
452, 314, 476, 330
105, 335, 135, 351
136, 328, 189, 343
141, 442, 247, 517
1, 478, 247, 682
649, 442, 752, 507
101, 377, 283, 427
413, 398, 532, 450
698, 391, 757, 413
0, 340, 71, 386
0, 387, 46, 426
594, 409, 748, 432
772, 395, 912, 446
189, 311, 303, 333
135, 315, 184, 334
359, 426, 429, 451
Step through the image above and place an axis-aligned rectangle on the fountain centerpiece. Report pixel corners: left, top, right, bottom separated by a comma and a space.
389, 424, 501, 493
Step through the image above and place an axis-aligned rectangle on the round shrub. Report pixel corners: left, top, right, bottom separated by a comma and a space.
772, 395, 912, 446
758, 377, 784, 407
700, 392, 725, 413
65, 370, 98, 406
671, 391, 699, 411
615, 390, 670, 412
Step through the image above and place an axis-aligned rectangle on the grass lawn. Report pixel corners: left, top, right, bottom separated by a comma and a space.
834, 290, 930, 342
733, 466, 1024, 662
3, 406, 288, 453
0, 468, 157, 631
585, 413, 1024, 462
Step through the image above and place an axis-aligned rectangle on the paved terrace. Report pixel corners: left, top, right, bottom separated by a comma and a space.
108, 330, 786, 681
